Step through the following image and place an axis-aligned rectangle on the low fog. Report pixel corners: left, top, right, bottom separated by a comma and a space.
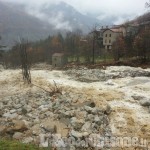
1, 0, 148, 28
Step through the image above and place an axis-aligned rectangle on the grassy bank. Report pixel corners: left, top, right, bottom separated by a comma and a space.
0, 140, 50, 150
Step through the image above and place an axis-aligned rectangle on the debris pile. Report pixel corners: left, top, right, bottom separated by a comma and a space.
65, 66, 150, 82
0, 88, 112, 149
0, 65, 150, 149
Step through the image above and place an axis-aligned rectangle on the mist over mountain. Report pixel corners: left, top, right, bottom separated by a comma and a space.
0, 0, 148, 47
0, 1, 102, 46
0, 1, 55, 46
26, 1, 101, 31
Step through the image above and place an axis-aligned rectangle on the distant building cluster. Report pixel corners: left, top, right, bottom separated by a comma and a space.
96, 21, 150, 50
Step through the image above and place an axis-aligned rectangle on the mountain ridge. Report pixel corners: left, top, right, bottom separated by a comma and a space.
0, 1, 149, 47
0, 1, 100, 46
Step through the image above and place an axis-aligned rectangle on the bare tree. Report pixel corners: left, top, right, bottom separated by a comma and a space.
89, 24, 99, 64
89, 24, 103, 64
19, 39, 31, 84
0, 36, 7, 68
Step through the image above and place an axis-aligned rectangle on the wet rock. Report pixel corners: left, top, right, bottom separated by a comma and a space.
21, 108, 28, 115
69, 146, 76, 150
6, 120, 28, 134
0, 72, 115, 145
14, 104, 22, 109
40, 124, 57, 133
0, 102, 4, 110
32, 124, 41, 136
0, 110, 3, 117
91, 108, 98, 115
65, 67, 150, 83
10, 109, 17, 114
106, 80, 115, 86
27, 113, 37, 119
34, 136, 41, 145
22, 137, 33, 144
88, 133, 102, 148
81, 122, 91, 132
3, 112, 18, 119
39, 105, 49, 112
39, 134, 49, 147
71, 117, 84, 131
91, 123, 99, 131
132, 95, 145, 101
84, 101, 96, 108
84, 106, 93, 113
52, 134, 66, 148
0, 126, 6, 135
62, 110, 75, 118
75, 111, 87, 119
71, 130, 89, 138
87, 114, 94, 121
104, 105, 112, 115
25, 105, 32, 113
103, 115, 109, 126
140, 99, 150, 106
44, 112, 55, 118
59, 118, 70, 126
65, 69, 105, 82
13, 132, 23, 140
34, 118, 40, 124
3, 100, 8, 105
94, 115, 102, 125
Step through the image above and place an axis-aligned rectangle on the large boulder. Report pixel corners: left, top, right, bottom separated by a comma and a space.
3, 112, 18, 119
70, 117, 84, 131
104, 105, 112, 115
0, 126, 6, 135
81, 122, 91, 132
22, 137, 34, 144
88, 133, 103, 148
71, 130, 89, 138
6, 120, 28, 134
13, 132, 23, 140
140, 99, 150, 107
132, 95, 145, 101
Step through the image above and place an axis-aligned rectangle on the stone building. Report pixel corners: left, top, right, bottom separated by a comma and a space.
103, 29, 122, 50
52, 53, 67, 68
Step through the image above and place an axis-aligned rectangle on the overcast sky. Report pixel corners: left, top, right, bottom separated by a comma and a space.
1, 0, 149, 24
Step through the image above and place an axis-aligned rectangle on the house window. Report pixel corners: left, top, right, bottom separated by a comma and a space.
109, 34, 111, 37
109, 39, 111, 43
105, 34, 107, 37
105, 39, 107, 43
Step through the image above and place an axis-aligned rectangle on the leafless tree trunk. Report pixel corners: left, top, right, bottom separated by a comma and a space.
92, 35, 95, 64
19, 39, 31, 84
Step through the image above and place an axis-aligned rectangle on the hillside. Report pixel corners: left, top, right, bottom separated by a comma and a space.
0, 1, 55, 46
0, 1, 99, 47
0, 0, 148, 47
130, 12, 150, 24
31, 1, 99, 31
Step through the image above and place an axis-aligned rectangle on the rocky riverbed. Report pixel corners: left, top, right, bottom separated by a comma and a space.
0, 65, 150, 149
